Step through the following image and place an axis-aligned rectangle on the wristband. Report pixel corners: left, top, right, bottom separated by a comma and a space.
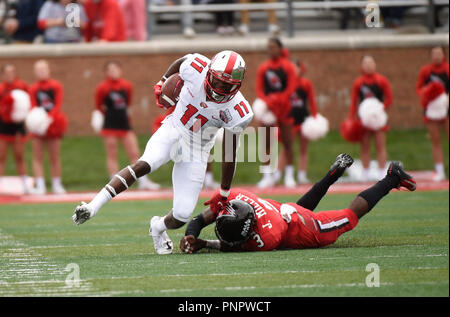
206, 240, 221, 250
220, 188, 230, 198
162, 75, 168, 82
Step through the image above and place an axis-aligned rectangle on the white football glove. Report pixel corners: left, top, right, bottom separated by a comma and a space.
72, 202, 93, 225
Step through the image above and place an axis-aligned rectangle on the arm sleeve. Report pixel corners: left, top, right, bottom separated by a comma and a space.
255, 64, 267, 101
95, 84, 105, 112
48, 81, 63, 116
283, 61, 297, 100
126, 81, 133, 106
349, 79, 360, 119
416, 66, 428, 95
306, 79, 318, 117
381, 76, 393, 109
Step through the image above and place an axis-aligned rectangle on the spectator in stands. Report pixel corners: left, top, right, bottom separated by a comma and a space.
253, 37, 297, 188
37, 0, 87, 43
238, 0, 279, 36
95, 61, 160, 190
29, 60, 68, 194
117, 0, 147, 41
416, 46, 449, 182
2, 0, 45, 43
0, 63, 30, 194
210, 0, 235, 36
348, 55, 393, 182
276, 59, 317, 185
84, 0, 126, 42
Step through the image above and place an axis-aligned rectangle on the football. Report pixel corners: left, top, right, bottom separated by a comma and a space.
159, 73, 184, 108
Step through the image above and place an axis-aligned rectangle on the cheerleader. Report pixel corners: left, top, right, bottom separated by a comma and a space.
28, 60, 68, 194
253, 37, 297, 188
0, 64, 30, 193
348, 55, 393, 181
416, 46, 449, 181
94, 61, 159, 190
276, 60, 318, 184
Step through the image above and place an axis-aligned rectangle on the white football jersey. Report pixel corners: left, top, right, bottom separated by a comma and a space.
167, 53, 253, 153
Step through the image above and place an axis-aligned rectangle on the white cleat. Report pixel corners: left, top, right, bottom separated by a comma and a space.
72, 201, 93, 225
149, 216, 173, 255
138, 177, 161, 190
297, 175, 310, 185
29, 186, 46, 195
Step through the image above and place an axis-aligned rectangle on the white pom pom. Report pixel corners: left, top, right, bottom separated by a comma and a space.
25, 107, 52, 136
252, 98, 277, 125
10, 89, 31, 123
358, 97, 387, 130
91, 110, 105, 134
426, 93, 449, 120
301, 113, 329, 141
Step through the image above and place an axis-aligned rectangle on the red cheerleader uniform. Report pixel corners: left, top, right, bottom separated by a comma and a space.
349, 72, 393, 132
416, 61, 449, 123
29, 79, 68, 139
0, 79, 29, 143
289, 76, 318, 133
95, 77, 133, 138
256, 54, 297, 125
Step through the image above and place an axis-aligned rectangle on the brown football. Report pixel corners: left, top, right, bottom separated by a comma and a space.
159, 73, 184, 108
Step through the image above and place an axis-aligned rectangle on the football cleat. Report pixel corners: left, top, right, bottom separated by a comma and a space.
72, 201, 93, 225
387, 162, 416, 191
149, 216, 173, 255
257, 174, 277, 189
329, 153, 354, 175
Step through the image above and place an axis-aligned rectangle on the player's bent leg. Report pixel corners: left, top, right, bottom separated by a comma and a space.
297, 154, 354, 211
349, 161, 416, 219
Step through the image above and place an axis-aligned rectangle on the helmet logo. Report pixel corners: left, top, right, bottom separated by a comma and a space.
241, 218, 252, 237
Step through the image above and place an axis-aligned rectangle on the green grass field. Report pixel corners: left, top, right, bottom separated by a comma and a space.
1, 129, 448, 191
0, 190, 448, 297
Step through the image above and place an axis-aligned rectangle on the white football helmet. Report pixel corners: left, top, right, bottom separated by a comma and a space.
204, 50, 246, 103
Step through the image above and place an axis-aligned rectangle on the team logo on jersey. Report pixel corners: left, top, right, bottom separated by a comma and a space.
200, 102, 208, 109
219, 109, 232, 123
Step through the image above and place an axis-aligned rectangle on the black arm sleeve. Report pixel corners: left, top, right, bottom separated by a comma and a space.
185, 214, 207, 238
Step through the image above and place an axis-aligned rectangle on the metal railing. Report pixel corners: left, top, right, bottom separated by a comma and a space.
147, 0, 449, 37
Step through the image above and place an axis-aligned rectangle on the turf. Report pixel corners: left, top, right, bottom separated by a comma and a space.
0, 190, 448, 297
1, 129, 449, 191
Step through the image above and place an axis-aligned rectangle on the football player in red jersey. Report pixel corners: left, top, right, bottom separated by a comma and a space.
416, 46, 449, 182
180, 154, 416, 253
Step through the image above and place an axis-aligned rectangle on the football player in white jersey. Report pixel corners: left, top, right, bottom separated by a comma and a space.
72, 51, 254, 255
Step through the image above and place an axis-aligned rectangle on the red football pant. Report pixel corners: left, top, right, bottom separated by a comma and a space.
283, 208, 359, 249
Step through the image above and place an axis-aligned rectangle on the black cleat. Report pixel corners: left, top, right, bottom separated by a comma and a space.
329, 153, 354, 176
387, 162, 416, 191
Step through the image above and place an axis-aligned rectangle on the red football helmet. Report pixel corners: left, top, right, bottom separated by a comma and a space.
204, 50, 246, 104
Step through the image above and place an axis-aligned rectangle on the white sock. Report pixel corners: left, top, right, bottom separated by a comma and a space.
52, 177, 62, 188
285, 165, 294, 178
362, 169, 370, 181
435, 163, 445, 176
298, 170, 307, 180
88, 187, 112, 216
21, 175, 28, 188
152, 216, 167, 235
205, 171, 214, 184
36, 177, 45, 190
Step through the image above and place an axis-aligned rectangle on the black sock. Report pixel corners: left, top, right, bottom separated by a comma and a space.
296, 166, 347, 211
358, 175, 400, 211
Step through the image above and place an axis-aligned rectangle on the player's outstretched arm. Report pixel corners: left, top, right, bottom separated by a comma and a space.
180, 207, 216, 253
72, 161, 150, 225
204, 130, 239, 212
154, 56, 188, 108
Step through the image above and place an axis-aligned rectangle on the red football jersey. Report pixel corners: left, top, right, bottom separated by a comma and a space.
211, 189, 288, 251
